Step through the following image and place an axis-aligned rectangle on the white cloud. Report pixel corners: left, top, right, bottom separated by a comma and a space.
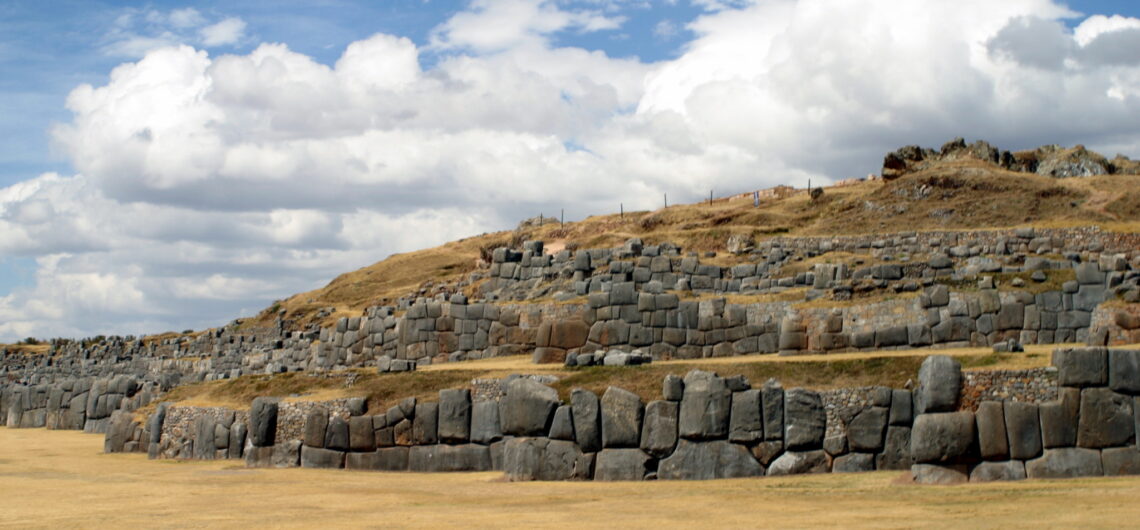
4, 0, 1140, 341
199, 17, 247, 47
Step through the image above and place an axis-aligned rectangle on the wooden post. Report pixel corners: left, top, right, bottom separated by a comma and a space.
621, 203, 624, 219
561, 209, 564, 228
664, 193, 668, 208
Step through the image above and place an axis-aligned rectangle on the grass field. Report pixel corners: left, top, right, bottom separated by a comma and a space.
2, 428, 1140, 529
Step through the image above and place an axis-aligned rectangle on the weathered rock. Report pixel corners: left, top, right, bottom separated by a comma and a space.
1041, 387, 1080, 448
249, 397, 278, 447
571, 388, 602, 453
728, 389, 763, 444
272, 440, 302, 468
679, 370, 730, 440
1053, 347, 1107, 387
762, 379, 784, 440
766, 450, 829, 476
751, 440, 784, 466
975, 401, 1009, 460
413, 403, 439, 445
548, 405, 575, 441
1025, 448, 1103, 479
304, 407, 328, 448
470, 400, 502, 444
1109, 350, 1140, 394
999, 403, 1038, 463
1077, 388, 1134, 448
889, 389, 913, 426
847, 407, 888, 452
970, 460, 1027, 482
1101, 447, 1140, 476
910, 412, 976, 464
601, 387, 644, 448
877, 426, 913, 471
663, 375, 684, 401
438, 389, 472, 443
539, 439, 592, 481
915, 355, 961, 414
349, 416, 375, 452
409, 444, 492, 472
325, 416, 350, 451
832, 452, 876, 473
640, 400, 679, 459
300, 445, 345, 469
594, 448, 652, 481
912, 464, 969, 485
501, 378, 560, 436
658, 439, 763, 480
784, 388, 825, 450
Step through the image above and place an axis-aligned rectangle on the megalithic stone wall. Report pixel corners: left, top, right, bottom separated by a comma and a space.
911, 347, 1140, 483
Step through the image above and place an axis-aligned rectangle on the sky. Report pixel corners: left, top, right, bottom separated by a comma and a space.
1, 0, 1140, 342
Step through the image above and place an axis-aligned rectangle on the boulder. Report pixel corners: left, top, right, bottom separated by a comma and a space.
601, 387, 644, 448
594, 448, 652, 481
300, 446, 345, 469
970, 460, 1027, 482
975, 401, 1009, 460
658, 439, 763, 480
571, 388, 602, 453
678, 370, 731, 440
271, 440, 302, 468
728, 389, 763, 444
539, 439, 592, 481
766, 450, 829, 476
847, 406, 888, 452
910, 412, 976, 464
470, 400, 502, 444
914, 355, 961, 414
912, 464, 969, 485
832, 452, 876, 473
663, 375, 684, 401
1077, 388, 1134, 448
548, 405, 575, 441
249, 397, 278, 447
640, 400, 679, 459
438, 389, 472, 443
501, 378, 560, 436
1004, 402, 1042, 460
784, 388, 825, 450
1025, 448, 1104, 479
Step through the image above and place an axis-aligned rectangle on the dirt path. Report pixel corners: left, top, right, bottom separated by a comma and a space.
2, 428, 1139, 529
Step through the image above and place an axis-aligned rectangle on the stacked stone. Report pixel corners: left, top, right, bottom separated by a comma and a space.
911, 348, 1140, 483
2, 374, 151, 434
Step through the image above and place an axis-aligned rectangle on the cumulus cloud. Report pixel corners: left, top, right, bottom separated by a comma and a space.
3, 0, 1140, 341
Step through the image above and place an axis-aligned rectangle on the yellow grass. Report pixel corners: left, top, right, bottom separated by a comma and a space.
3, 428, 1140, 529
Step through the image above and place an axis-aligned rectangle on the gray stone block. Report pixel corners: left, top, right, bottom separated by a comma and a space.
1101, 447, 1140, 476
784, 388, 825, 450
548, 405, 575, 441
470, 401, 502, 444
663, 374, 684, 401
641, 400, 678, 459
349, 416, 376, 452
1078, 388, 1134, 448
912, 464, 968, 485
1025, 448, 1103, 479
889, 389, 913, 426
1109, 350, 1140, 394
271, 440, 302, 468
976, 401, 1009, 460
910, 411, 976, 464
658, 439, 763, 480
409, 444, 492, 472
249, 397, 278, 447
1004, 402, 1042, 460
594, 448, 651, 481
501, 378, 559, 436
970, 460, 1027, 482
679, 370, 730, 440
300, 446, 345, 469
766, 450, 829, 476
762, 379, 784, 440
438, 389, 472, 443
832, 452, 876, 473
325, 416, 350, 451
571, 388, 602, 453
915, 355, 961, 414
847, 406, 888, 452
602, 387, 643, 448
304, 408, 328, 448
728, 389, 763, 444
413, 403, 439, 445
1054, 347, 1108, 387
1040, 387, 1079, 448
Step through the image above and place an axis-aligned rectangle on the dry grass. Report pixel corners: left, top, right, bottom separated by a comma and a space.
3, 428, 1140, 529
147, 344, 1085, 414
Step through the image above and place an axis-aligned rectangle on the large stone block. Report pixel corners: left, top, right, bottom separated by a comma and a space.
1025, 448, 1103, 479
975, 401, 1009, 460
762, 379, 784, 441
413, 403, 439, 445
784, 388, 825, 450
847, 406, 888, 452
1004, 402, 1042, 460
889, 389, 913, 426
641, 400, 678, 459
601, 387, 643, 448
271, 440, 302, 468
249, 397, 278, 447
538, 439, 592, 481
1102, 447, 1140, 476
832, 452, 876, 473
914, 355, 961, 414
501, 378, 560, 436
304, 407, 328, 448
910, 411, 976, 464
594, 448, 651, 481
325, 416, 350, 451
409, 444, 492, 472
728, 389, 763, 444
1053, 347, 1108, 387
1038, 388, 1078, 450
658, 439, 763, 480
970, 460, 1027, 482
300, 446, 345, 469
877, 426, 913, 471
766, 450, 829, 476
571, 388, 602, 453
349, 416, 375, 452
1078, 388, 1134, 448
548, 405, 575, 441
438, 389, 472, 443
678, 370, 731, 440
470, 401, 502, 444
912, 464, 968, 485
1109, 350, 1140, 394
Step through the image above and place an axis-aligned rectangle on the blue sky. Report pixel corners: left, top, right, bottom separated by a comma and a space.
1, 0, 1139, 341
